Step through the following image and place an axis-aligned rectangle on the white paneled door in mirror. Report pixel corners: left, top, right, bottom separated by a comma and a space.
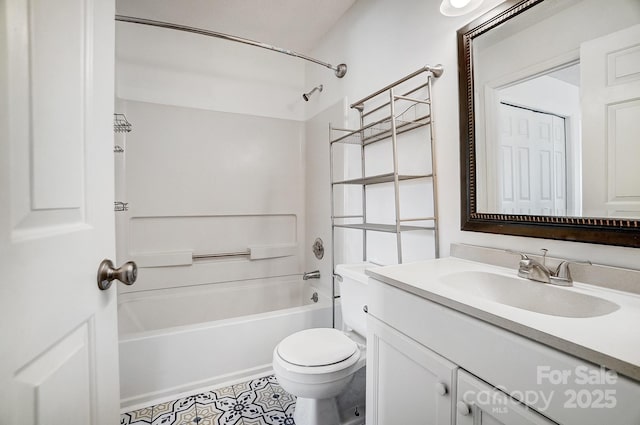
495, 104, 567, 216
0, 0, 118, 424
581, 24, 640, 219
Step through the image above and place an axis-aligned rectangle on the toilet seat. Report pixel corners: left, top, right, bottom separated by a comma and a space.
273, 328, 364, 385
277, 328, 358, 367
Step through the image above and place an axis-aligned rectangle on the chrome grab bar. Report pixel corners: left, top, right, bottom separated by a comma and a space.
192, 250, 250, 259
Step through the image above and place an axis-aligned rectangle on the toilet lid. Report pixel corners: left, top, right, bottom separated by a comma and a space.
277, 328, 358, 367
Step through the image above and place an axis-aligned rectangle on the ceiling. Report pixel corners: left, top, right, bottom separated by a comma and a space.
548, 63, 580, 87
115, 0, 357, 53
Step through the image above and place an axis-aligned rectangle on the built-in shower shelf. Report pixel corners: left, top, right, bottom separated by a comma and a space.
114, 201, 129, 212
333, 223, 435, 233
333, 173, 432, 186
114, 113, 132, 133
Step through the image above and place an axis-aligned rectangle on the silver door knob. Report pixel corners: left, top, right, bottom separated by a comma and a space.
97, 259, 137, 290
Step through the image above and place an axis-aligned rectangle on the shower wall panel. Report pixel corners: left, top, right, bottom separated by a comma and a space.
115, 100, 305, 292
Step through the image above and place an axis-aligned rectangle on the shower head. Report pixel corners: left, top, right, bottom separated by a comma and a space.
303, 84, 323, 101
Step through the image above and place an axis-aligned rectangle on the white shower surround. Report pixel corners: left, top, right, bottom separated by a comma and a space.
118, 277, 332, 409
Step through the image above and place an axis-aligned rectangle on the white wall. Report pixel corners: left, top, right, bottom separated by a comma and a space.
115, 101, 305, 292
303, 0, 640, 269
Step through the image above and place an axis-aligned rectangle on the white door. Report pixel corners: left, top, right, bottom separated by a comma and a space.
0, 0, 119, 424
366, 315, 456, 425
456, 370, 557, 425
581, 24, 640, 218
497, 103, 567, 215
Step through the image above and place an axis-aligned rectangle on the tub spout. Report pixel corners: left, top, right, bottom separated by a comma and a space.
303, 270, 320, 280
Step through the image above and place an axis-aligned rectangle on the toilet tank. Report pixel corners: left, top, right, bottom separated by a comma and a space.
335, 263, 378, 337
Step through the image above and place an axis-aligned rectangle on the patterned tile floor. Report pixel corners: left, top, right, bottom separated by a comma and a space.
120, 375, 296, 425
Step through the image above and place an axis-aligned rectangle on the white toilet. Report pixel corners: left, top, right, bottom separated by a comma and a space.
272, 263, 374, 425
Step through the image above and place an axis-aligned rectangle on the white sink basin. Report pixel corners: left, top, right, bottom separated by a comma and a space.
440, 271, 620, 318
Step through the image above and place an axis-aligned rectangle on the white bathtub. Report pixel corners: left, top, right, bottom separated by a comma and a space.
118, 276, 332, 409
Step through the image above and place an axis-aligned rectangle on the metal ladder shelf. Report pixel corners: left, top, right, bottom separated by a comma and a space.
329, 65, 443, 327
329, 65, 443, 325
329, 65, 443, 326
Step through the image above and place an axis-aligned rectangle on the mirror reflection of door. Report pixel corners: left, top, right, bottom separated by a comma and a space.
487, 63, 581, 216
497, 103, 567, 215
581, 24, 640, 219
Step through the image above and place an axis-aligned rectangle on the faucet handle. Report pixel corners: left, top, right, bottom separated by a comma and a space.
506, 250, 532, 278
505, 249, 530, 260
554, 259, 592, 282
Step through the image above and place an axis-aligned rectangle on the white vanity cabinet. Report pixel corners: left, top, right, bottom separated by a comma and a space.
456, 370, 557, 425
366, 315, 457, 425
366, 277, 640, 425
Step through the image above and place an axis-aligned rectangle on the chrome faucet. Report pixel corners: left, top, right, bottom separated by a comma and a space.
508, 249, 591, 286
303, 270, 321, 280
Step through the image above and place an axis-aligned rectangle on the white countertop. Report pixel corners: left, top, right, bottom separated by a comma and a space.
367, 257, 640, 382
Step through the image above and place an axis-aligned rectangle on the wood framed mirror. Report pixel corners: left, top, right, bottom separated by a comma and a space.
458, 0, 640, 247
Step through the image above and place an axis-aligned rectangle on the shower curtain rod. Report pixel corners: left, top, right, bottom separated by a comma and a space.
115, 15, 348, 78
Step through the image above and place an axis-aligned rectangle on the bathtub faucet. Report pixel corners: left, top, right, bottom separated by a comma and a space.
303, 270, 321, 280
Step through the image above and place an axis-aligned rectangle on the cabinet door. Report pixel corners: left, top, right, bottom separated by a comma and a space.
456, 370, 557, 425
366, 315, 457, 425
